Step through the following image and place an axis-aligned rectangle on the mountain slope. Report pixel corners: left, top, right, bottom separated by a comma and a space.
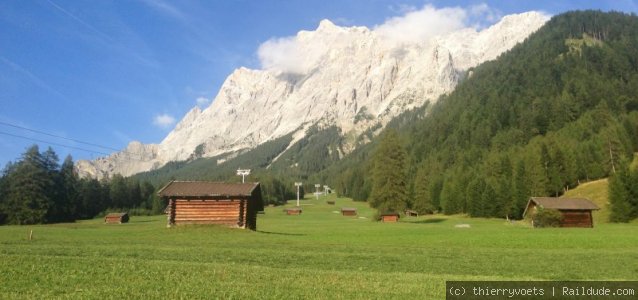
329, 10, 638, 218
77, 12, 548, 179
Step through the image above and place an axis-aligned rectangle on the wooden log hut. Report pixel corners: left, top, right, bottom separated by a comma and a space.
380, 213, 400, 223
285, 207, 302, 215
404, 209, 419, 217
158, 181, 264, 230
341, 207, 357, 216
523, 197, 599, 228
104, 212, 129, 224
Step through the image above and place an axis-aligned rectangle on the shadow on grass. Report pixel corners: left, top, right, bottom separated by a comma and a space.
257, 230, 306, 236
130, 220, 156, 223
404, 218, 448, 224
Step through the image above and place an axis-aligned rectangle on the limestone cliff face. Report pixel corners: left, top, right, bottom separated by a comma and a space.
77, 12, 548, 179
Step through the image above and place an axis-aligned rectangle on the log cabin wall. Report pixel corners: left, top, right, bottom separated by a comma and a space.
560, 210, 593, 228
342, 210, 357, 216
522, 197, 599, 228
382, 215, 399, 222
173, 198, 244, 227
159, 181, 263, 231
105, 213, 129, 224
245, 185, 262, 230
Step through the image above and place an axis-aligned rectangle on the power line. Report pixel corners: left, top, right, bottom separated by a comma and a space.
0, 120, 120, 152
0, 130, 112, 156
0, 121, 147, 160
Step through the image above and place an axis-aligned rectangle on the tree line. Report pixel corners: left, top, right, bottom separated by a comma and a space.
0, 145, 162, 225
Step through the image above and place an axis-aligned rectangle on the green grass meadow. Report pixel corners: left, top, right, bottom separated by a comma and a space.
1, 194, 637, 299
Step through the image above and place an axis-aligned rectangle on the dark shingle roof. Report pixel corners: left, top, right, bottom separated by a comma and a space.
380, 212, 400, 216
530, 197, 599, 210
157, 181, 259, 197
105, 212, 128, 218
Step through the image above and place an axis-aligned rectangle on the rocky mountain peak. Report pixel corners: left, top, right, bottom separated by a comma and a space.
77, 11, 549, 179
317, 19, 339, 31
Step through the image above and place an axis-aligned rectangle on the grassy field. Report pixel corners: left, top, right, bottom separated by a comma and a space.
0, 194, 637, 299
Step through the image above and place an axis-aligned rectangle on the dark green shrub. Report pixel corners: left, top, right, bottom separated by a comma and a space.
532, 208, 563, 228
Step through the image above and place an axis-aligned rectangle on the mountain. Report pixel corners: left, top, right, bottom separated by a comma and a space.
76, 12, 549, 179
329, 10, 638, 219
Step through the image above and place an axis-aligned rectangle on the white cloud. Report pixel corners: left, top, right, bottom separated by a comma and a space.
257, 36, 311, 74
153, 113, 176, 128
470, 3, 491, 16
255, 3, 505, 72
468, 3, 502, 28
196, 96, 210, 107
374, 4, 468, 45
257, 20, 339, 74
388, 4, 417, 14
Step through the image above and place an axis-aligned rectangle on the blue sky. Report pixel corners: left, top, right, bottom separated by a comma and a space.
1, 0, 637, 167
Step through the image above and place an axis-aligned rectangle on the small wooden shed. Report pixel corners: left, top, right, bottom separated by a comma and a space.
285, 207, 302, 215
158, 181, 264, 230
341, 207, 357, 216
104, 212, 129, 224
404, 209, 419, 217
523, 197, 599, 228
380, 213, 400, 223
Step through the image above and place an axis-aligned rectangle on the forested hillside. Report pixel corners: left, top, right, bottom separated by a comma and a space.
331, 11, 638, 220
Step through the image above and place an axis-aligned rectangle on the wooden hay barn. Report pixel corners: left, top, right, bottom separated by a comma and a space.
341, 207, 357, 216
523, 197, 599, 228
158, 181, 264, 230
380, 213, 400, 223
404, 209, 419, 217
104, 213, 129, 224
285, 207, 302, 215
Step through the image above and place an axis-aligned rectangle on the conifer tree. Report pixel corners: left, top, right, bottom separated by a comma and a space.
127, 178, 142, 208
430, 176, 444, 212
59, 155, 79, 221
369, 129, 408, 213
542, 143, 563, 196
628, 167, 638, 220
140, 181, 156, 209
480, 184, 497, 218
78, 178, 104, 219
5, 145, 52, 224
0, 163, 12, 224
42, 147, 67, 223
495, 177, 513, 218
413, 163, 435, 214
109, 174, 128, 209
526, 148, 548, 197
512, 160, 530, 219
441, 178, 462, 215
466, 177, 486, 217
609, 162, 633, 222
